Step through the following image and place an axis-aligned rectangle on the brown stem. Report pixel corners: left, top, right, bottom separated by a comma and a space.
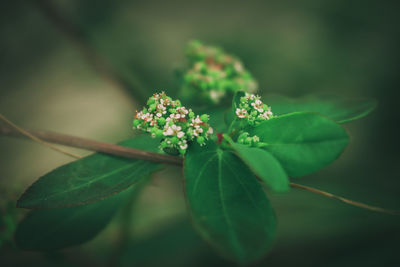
0, 125, 182, 166
0, 113, 82, 159
0, 125, 398, 215
289, 183, 400, 215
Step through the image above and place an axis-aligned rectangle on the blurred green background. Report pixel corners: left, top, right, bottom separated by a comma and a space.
0, 0, 399, 266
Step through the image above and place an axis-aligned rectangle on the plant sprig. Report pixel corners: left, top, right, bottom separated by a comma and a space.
0, 39, 392, 266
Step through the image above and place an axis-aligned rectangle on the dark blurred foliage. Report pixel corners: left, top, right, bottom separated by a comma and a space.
0, 0, 399, 266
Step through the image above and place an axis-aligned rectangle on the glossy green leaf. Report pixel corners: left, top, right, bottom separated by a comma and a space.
230, 143, 289, 193
265, 94, 377, 124
249, 112, 349, 177
17, 136, 162, 209
184, 142, 276, 265
15, 186, 136, 251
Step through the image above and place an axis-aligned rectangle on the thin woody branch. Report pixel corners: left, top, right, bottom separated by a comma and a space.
0, 125, 182, 166
289, 183, 400, 215
0, 124, 398, 215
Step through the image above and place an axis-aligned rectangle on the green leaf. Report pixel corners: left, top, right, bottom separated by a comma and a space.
230, 143, 289, 193
265, 94, 377, 124
249, 112, 349, 177
17, 136, 162, 209
184, 142, 276, 265
15, 185, 136, 251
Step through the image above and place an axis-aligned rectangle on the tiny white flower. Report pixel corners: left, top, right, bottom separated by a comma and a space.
177, 131, 185, 138
236, 108, 247, 118
164, 127, 173, 136
180, 143, 188, 150
194, 116, 202, 124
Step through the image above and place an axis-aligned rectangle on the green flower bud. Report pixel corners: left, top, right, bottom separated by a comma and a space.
149, 104, 157, 112
189, 111, 195, 118
238, 132, 249, 142
245, 137, 252, 144
160, 141, 168, 148
158, 117, 166, 125
155, 129, 163, 138
200, 114, 209, 122
171, 137, 179, 144
147, 98, 155, 105
197, 136, 205, 144
133, 119, 140, 127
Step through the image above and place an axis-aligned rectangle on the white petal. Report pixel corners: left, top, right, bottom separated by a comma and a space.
177, 132, 185, 138
180, 144, 188, 150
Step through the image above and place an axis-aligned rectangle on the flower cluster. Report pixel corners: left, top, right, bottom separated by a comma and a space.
133, 92, 213, 155
235, 93, 273, 125
182, 40, 258, 103
237, 132, 261, 147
